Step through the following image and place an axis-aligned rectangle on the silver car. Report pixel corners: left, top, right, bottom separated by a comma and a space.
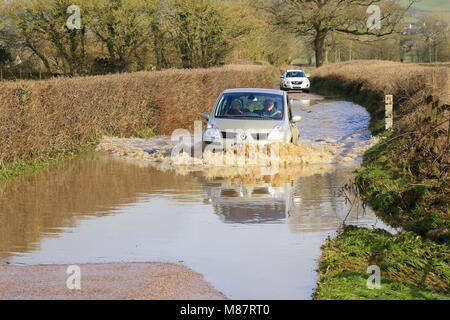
202, 88, 301, 149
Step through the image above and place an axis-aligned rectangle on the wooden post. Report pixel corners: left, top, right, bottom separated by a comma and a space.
426, 95, 442, 124
427, 96, 449, 134
385, 95, 393, 130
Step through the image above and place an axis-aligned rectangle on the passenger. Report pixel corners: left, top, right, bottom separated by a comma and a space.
227, 100, 244, 116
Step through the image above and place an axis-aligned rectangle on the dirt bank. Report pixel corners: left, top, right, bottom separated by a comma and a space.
0, 263, 227, 300
311, 60, 449, 242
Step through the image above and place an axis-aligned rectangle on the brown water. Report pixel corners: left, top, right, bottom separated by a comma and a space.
0, 96, 392, 299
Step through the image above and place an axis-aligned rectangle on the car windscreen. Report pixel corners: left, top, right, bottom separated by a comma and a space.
215, 93, 284, 120
286, 71, 306, 78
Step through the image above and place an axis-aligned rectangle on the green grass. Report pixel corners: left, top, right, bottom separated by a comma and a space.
0, 138, 99, 187
315, 226, 450, 300
312, 70, 449, 299
312, 75, 449, 242
355, 138, 450, 244
0, 126, 154, 187
136, 127, 156, 139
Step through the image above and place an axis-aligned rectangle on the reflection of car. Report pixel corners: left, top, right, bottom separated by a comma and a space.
202, 89, 301, 148
203, 180, 293, 224
280, 70, 310, 92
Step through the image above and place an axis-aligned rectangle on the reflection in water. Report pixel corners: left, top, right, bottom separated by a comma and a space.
0, 98, 391, 299
0, 153, 389, 299
200, 166, 375, 230
204, 181, 292, 224
0, 153, 201, 261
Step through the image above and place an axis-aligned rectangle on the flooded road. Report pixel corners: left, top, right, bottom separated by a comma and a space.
0, 94, 390, 299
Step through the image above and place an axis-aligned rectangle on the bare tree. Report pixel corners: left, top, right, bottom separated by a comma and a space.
265, 0, 416, 67
417, 13, 450, 63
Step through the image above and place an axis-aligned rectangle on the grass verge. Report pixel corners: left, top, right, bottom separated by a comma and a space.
0, 138, 99, 188
315, 226, 450, 300
312, 61, 449, 300
355, 137, 450, 243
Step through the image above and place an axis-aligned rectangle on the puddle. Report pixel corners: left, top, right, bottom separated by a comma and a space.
0, 97, 393, 300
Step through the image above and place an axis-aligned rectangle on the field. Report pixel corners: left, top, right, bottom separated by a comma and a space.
397, 0, 450, 11
312, 60, 450, 131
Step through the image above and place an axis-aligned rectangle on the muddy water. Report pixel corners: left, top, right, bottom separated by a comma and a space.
0, 95, 391, 299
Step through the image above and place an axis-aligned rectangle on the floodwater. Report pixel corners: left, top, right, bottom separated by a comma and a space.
0, 95, 391, 300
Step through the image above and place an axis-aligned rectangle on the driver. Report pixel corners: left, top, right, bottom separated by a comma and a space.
257, 99, 282, 118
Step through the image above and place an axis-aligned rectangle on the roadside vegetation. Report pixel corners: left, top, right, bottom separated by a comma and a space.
315, 226, 449, 300
1, 1, 450, 80
0, 0, 449, 301
312, 60, 450, 134
0, 0, 300, 78
0, 138, 98, 187
312, 60, 450, 300
0, 64, 275, 184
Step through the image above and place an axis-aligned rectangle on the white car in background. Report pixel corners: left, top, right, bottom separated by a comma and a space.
280, 70, 310, 92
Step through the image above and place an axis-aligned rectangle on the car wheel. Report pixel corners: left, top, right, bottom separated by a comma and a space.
202, 141, 211, 152
303, 89, 310, 93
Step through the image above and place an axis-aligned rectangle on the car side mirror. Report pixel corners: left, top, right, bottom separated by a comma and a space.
291, 116, 302, 123
280, 75, 284, 78
306, 74, 311, 78
201, 112, 210, 120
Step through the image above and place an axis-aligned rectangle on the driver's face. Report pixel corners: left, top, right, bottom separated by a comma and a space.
265, 103, 274, 111
231, 102, 242, 110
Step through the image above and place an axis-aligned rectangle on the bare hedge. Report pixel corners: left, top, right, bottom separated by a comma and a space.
0, 65, 275, 162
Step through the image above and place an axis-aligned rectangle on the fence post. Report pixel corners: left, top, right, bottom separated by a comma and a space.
385, 95, 393, 130
427, 96, 449, 133
426, 95, 439, 123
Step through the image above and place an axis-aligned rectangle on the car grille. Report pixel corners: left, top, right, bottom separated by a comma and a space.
221, 132, 269, 141
251, 133, 269, 141
292, 81, 303, 85
221, 132, 237, 139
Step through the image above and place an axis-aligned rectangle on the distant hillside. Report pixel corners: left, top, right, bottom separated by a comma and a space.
397, 0, 450, 11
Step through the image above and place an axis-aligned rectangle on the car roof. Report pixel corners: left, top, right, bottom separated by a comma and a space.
285, 69, 304, 73
222, 88, 285, 95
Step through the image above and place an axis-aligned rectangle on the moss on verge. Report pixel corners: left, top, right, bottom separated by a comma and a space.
314, 226, 450, 300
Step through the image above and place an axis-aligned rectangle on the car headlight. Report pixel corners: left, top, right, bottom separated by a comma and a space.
204, 128, 221, 140
268, 126, 285, 141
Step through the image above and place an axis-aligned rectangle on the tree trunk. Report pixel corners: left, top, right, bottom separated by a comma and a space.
26, 42, 52, 73
314, 32, 326, 67
152, 24, 169, 70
